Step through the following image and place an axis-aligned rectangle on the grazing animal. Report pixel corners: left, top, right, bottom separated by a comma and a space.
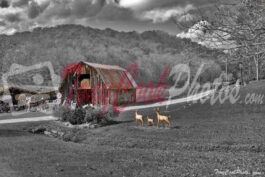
135, 110, 143, 126
155, 108, 171, 128
147, 116, 154, 126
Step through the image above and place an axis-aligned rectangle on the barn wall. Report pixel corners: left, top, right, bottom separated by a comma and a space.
109, 89, 135, 105
60, 63, 136, 106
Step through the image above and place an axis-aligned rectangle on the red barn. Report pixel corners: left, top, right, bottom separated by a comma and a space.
59, 61, 137, 107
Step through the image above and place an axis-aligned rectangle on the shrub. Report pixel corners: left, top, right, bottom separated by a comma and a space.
84, 107, 94, 122
53, 106, 74, 122
101, 105, 115, 125
69, 108, 86, 125
84, 106, 101, 123
55, 105, 119, 126
84, 105, 119, 125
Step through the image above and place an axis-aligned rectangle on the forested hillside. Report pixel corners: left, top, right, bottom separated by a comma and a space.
0, 25, 225, 86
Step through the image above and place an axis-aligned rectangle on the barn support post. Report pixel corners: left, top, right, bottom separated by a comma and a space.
133, 88, 137, 104
108, 89, 110, 104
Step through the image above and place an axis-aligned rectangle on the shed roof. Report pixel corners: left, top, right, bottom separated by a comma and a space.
0, 86, 58, 95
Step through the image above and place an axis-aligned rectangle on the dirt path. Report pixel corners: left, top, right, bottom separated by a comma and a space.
118, 89, 214, 111
0, 116, 56, 124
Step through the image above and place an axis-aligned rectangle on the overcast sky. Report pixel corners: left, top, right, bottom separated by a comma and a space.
0, 0, 218, 35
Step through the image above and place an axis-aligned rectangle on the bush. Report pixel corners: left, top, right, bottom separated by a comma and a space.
101, 105, 115, 125
53, 106, 86, 125
69, 108, 86, 125
84, 105, 119, 125
84, 106, 101, 123
53, 106, 74, 122
54, 105, 118, 126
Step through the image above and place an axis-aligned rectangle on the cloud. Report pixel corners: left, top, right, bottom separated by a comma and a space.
0, 0, 215, 35
12, 0, 29, 7
5, 13, 21, 22
0, 6, 24, 15
118, 0, 148, 10
139, 4, 195, 23
43, 0, 108, 19
0, 5, 25, 32
0, 6, 24, 25
0, 0, 9, 8
177, 20, 237, 50
0, 26, 17, 35
72, 0, 106, 17
0, 0, 112, 35
0, 21, 6, 26
96, 3, 134, 21
28, 0, 50, 19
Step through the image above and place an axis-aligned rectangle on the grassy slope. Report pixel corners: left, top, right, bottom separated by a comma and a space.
0, 81, 264, 177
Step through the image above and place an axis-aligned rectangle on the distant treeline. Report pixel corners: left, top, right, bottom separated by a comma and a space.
0, 25, 227, 86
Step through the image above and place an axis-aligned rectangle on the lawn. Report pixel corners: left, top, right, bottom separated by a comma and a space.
0, 81, 264, 177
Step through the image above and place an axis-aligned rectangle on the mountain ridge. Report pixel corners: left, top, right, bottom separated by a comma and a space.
0, 24, 224, 86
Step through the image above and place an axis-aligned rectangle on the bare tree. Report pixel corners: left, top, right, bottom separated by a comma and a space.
205, 0, 265, 80
175, 0, 265, 81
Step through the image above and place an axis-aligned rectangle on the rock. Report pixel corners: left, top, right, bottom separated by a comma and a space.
89, 124, 99, 129
29, 126, 46, 134
77, 123, 91, 129
51, 130, 58, 134
89, 124, 95, 129
57, 131, 64, 137
63, 122, 74, 128
50, 129, 65, 137
44, 131, 52, 137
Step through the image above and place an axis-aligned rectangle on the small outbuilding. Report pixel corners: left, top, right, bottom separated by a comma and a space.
59, 61, 137, 106
0, 86, 58, 111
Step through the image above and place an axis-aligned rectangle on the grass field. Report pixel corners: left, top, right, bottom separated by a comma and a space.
0, 81, 264, 177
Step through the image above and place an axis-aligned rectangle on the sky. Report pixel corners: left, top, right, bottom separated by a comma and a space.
0, 0, 217, 35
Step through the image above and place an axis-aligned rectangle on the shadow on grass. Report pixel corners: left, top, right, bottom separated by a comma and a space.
100, 120, 135, 129
0, 129, 29, 137
117, 120, 134, 124
171, 126, 181, 129
100, 120, 134, 127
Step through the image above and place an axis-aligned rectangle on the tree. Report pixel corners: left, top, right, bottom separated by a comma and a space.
202, 0, 265, 81
175, 0, 265, 81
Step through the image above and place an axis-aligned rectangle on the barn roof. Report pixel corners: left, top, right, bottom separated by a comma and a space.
61, 61, 137, 89
83, 62, 126, 71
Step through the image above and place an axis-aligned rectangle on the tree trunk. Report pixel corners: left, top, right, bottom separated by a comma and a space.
254, 56, 259, 81
256, 62, 259, 81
